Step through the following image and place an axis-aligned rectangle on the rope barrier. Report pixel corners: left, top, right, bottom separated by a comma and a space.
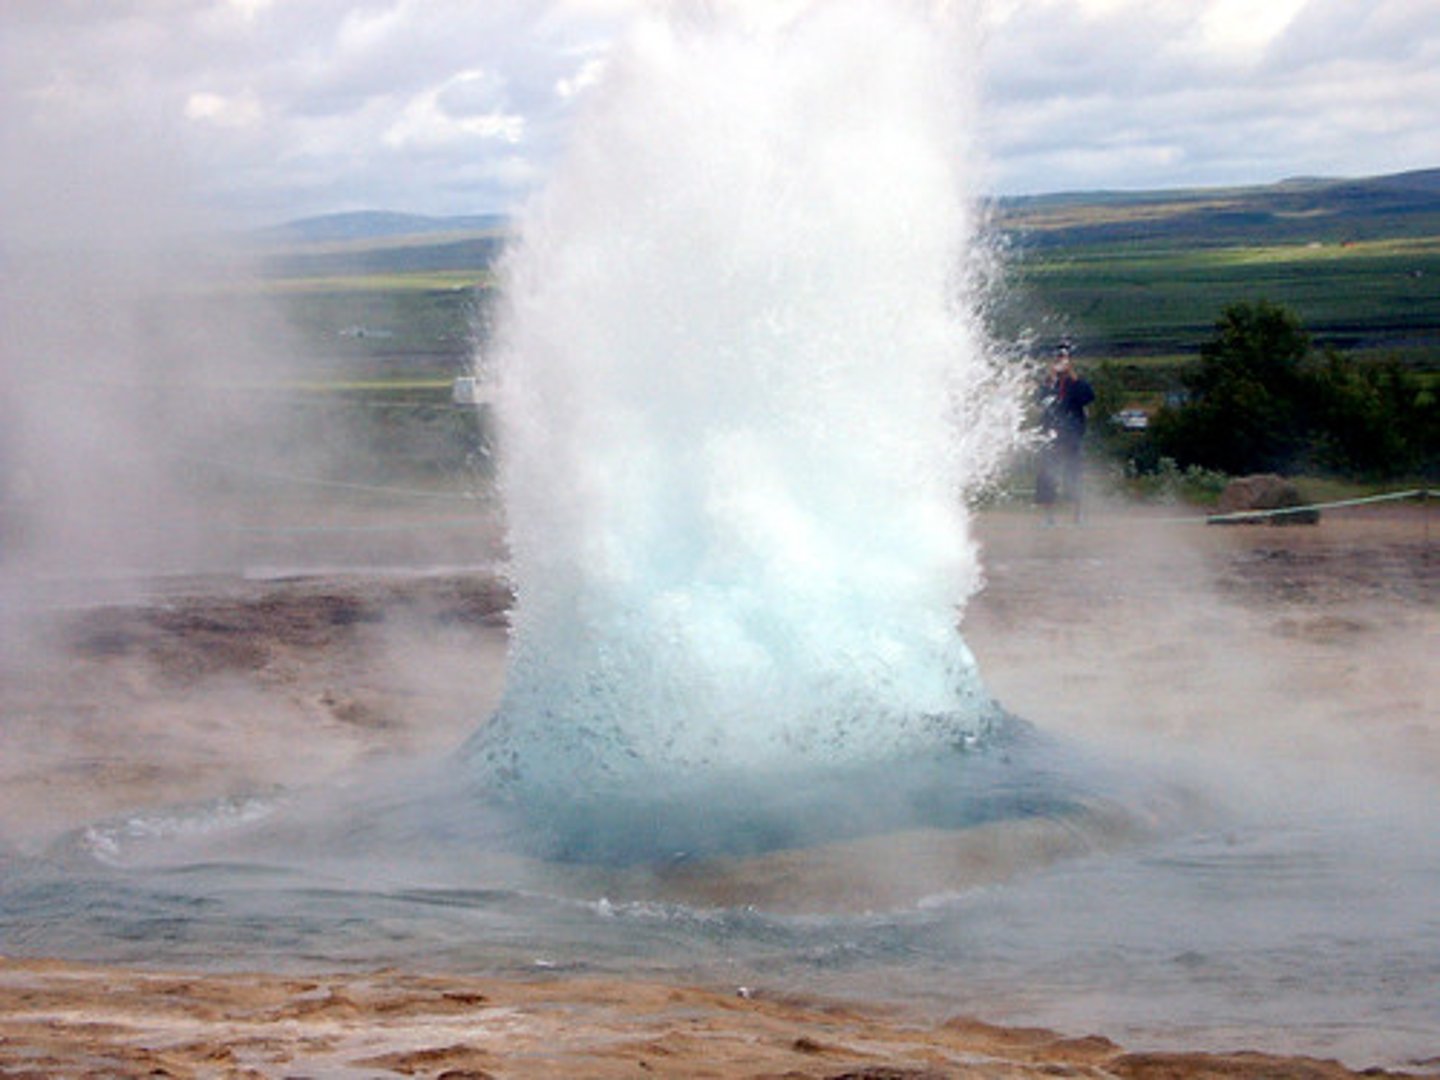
223, 517, 490, 535
14, 377, 489, 412
184, 455, 488, 503
217, 486, 1430, 536
989, 486, 1432, 530
1152, 487, 1430, 526
11, 441, 1432, 537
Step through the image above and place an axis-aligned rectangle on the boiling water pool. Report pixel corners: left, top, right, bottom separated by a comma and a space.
3, 742, 1438, 1071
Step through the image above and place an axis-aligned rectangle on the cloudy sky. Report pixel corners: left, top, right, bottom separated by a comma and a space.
2, 0, 1438, 228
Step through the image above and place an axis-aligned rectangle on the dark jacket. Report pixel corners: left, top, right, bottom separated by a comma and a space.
1044, 373, 1094, 447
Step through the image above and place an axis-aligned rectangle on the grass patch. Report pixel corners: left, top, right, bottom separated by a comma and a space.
281, 377, 458, 393
1006, 236, 1440, 357
1290, 475, 1434, 505
266, 271, 494, 292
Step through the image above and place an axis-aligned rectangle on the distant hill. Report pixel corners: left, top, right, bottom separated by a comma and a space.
260, 235, 508, 280
250, 170, 1440, 361
995, 168, 1440, 250
254, 211, 512, 279
261, 210, 509, 245
252, 170, 1440, 372
989, 168, 1440, 358
257, 169, 1440, 272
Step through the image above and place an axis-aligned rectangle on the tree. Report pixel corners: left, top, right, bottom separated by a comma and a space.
1308, 353, 1438, 477
1146, 300, 1437, 479
1151, 300, 1312, 475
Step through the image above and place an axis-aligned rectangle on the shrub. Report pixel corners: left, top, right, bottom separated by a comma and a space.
1144, 300, 1437, 479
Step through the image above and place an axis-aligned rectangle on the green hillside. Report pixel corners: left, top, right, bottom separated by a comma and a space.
995, 168, 1440, 250
991, 169, 1440, 363
997, 236, 1440, 358
257, 169, 1440, 381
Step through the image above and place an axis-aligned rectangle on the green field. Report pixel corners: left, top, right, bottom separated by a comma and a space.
990, 169, 1440, 369
265, 281, 492, 383
259, 169, 1440, 394
1003, 236, 1440, 361
230, 174, 1440, 491
269, 271, 493, 292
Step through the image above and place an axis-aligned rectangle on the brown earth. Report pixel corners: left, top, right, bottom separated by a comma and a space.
0, 497, 1435, 1078
0, 956, 1420, 1080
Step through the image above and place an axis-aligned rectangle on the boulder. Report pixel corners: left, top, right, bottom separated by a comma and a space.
1213, 474, 1319, 525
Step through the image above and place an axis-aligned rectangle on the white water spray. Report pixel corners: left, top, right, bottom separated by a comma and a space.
468, 3, 1027, 806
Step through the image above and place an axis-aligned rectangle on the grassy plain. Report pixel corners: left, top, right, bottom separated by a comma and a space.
254, 170, 1440, 439
1002, 235, 1440, 360
269, 271, 492, 292
994, 170, 1440, 370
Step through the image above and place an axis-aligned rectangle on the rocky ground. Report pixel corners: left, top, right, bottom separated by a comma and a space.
0, 496, 1435, 1078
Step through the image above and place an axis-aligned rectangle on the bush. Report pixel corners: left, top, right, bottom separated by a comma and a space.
1144, 300, 1437, 479
1123, 456, 1228, 504
1150, 300, 1310, 474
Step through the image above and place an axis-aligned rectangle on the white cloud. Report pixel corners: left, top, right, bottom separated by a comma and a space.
1, 0, 1437, 219
979, 0, 1440, 193
384, 70, 526, 150
335, 3, 409, 56
184, 88, 263, 128
1197, 0, 1307, 61
556, 56, 608, 100
226, 0, 274, 21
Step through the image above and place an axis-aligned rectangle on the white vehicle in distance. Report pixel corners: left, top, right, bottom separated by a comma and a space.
1112, 408, 1150, 431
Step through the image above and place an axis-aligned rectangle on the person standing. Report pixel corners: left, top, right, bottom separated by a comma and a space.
1036, 342, 1094, 523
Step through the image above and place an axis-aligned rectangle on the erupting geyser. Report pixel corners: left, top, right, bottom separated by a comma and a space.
463, 3, 1038, 858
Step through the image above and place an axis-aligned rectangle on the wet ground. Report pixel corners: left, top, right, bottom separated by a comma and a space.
0, 498, 1435, 1077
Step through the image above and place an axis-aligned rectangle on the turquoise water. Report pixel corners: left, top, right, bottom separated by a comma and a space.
3, 759, 1439, 1069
